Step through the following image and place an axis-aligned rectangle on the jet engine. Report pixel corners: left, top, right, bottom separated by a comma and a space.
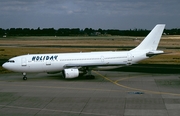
62, 68, 79, 79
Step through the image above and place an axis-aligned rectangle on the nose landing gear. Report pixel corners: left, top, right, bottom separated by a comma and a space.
22, 72, 27, 80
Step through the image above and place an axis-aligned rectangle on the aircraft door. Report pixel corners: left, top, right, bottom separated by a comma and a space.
101, 56, 104, 63
43, 60, 51, 72
21, 57, 27, 66
127, 53, 132, 65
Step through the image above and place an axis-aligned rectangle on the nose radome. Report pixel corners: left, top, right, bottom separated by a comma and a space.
2, 63, 7, 69
2, 63, 11, 70
2, 62, 13, 71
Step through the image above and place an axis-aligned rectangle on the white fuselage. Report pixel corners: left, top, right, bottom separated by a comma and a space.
3, 51, 147, 73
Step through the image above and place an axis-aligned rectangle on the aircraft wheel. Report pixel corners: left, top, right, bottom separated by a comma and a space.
23, 76, 27, 80
22, 72, 27, 80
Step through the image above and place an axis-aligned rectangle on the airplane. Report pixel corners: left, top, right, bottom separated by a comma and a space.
2, 24, 165, 80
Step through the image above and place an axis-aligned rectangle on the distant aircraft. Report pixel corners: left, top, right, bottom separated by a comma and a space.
2, 24, 165, 80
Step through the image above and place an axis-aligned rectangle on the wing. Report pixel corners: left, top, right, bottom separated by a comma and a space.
63, 63, 126, 70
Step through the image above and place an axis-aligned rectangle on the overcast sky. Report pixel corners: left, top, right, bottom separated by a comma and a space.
0, 0, 180, 29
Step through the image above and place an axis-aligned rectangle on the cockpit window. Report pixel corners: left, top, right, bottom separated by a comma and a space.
8, 60, 15, 63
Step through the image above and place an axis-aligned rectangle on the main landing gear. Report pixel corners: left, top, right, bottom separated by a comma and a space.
85, 69, 95, 79
22, 72, 27, 80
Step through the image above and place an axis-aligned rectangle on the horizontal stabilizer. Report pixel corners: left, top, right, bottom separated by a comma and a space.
146, 50, 164, 57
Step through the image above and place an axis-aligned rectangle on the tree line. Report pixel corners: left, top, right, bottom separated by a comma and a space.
0, 27, 180, 37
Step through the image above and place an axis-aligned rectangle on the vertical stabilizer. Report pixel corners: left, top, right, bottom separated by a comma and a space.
131, 24, 165, 51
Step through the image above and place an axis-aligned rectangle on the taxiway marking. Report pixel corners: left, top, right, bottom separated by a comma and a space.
0, 83, 123, 93
94, 71, 180, 96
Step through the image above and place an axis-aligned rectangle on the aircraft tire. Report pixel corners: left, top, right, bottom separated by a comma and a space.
23, 76, 27, 80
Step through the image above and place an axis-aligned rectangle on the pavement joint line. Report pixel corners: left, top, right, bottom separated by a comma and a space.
0, 104, 110, 116
34, 97, 55, 115
93, 71, 180, 96
0, 83, 123, 93
79, 97, 92, 115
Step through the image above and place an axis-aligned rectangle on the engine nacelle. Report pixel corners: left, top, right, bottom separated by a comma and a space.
62, 68, 79, 79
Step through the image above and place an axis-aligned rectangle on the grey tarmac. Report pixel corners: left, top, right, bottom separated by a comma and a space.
0, 71, 180, 116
